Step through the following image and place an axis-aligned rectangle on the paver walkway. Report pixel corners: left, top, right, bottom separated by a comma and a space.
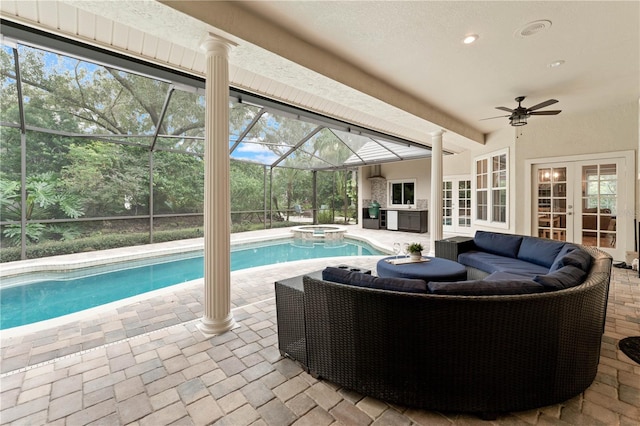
1, 227, 639, 425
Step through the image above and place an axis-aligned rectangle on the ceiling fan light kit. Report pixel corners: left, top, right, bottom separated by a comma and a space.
510, 115, 528, 126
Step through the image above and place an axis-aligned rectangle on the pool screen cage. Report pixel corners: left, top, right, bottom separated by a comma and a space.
0, 22, 432, 261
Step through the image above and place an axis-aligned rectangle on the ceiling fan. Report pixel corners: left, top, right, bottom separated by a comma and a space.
482, 96, 562, 126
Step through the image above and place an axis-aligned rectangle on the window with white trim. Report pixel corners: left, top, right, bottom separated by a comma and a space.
475, 149, 508, 226
388, 180, 416, 208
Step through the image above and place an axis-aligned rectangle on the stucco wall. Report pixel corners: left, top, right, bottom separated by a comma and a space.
381, 159, 431, 209
358, 159, 430, 223
443, 150, 471, 176
513, 102, 638, 245
359, 103, 638, 257
443, 127, 518, 233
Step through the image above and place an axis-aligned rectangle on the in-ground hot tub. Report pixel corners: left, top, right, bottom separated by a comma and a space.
291, 225, 347, 241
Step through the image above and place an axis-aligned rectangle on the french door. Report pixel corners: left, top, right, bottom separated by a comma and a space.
443, 177, 472, 234
533, 158, 626, 260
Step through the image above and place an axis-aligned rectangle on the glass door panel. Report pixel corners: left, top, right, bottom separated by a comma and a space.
457, 180, 472, 229
533, 158, 625, 260
443, 177, 472, 234
443, 181, 453, 226
535, 167, 568, 241
580, 163, 617, 250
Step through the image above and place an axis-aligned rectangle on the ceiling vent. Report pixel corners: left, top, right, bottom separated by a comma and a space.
516, 20, 552, 38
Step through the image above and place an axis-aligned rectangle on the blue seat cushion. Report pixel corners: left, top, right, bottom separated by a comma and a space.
473, 231, 523, 258
550, 248, 592, 273
322, 267, 427, 293
517, 237, 566, 268
458, 251, 549, 277
533, 265, 588, 290
427, 279, 545, 295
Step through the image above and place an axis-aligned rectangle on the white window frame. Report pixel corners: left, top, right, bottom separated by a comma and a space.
474, 148, 509, 229
387, 179, 416, 208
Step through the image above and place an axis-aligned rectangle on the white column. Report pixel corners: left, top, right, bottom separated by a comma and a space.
199, 33, 237, 335
429, 130, 445, 256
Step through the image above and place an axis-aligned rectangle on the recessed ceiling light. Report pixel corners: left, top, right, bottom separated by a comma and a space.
548, 60, 565, 68
463, 34, 479, 44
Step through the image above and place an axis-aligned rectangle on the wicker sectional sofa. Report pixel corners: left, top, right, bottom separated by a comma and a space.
430, 231, 603, 295
275, 233, 612, 417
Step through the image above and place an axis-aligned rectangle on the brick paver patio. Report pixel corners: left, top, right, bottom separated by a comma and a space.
1, 227, 639, 425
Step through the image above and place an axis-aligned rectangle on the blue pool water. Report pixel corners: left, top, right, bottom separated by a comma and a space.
0, 238, 383, 329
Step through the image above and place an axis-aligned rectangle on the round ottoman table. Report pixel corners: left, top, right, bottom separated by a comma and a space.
376, 256, 467, 283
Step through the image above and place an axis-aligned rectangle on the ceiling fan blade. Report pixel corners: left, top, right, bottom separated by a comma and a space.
480, 114, 510, 121
495, 106, 514, 113
527, 99, 558, 111
529, 110, 561, 115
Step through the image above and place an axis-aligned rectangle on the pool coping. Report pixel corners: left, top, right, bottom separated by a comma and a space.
0, 238, 206, 279
0, 230, 390, 279
0, 229, 391, 336
0, 255, 384, 339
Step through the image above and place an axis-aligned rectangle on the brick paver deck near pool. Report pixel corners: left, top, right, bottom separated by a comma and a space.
1, 227, 639, 425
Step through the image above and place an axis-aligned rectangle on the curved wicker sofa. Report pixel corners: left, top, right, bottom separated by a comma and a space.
295, 245, 612, 416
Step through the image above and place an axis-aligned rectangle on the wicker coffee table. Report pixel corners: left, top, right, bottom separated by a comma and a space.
376, 256, 467, 282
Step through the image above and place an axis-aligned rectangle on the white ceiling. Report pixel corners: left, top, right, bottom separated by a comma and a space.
238, 1, 639, 131
1, 1, 638, 154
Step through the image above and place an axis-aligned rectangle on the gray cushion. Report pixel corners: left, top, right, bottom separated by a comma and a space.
473, 231, 523, 258
533, 265, 587, 290
427, 279, 545, 295
322, 267, 427, 293
517, 237, 566, 268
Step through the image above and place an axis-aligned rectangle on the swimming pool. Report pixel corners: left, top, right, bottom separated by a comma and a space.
0, 238, 384, 329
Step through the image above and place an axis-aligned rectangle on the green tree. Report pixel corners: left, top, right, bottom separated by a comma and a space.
62, 142, 149, 217
0, 173, 84, 245
230, 160, 266, 223
154, 151, 204, 214
271, 165, 314, 221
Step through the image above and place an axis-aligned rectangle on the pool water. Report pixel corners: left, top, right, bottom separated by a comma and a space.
1, 238, 383, 329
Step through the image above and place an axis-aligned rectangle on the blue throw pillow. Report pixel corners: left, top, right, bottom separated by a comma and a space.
533, 265, 587, 290
373, 277, 427, 293
474, 231, 523, 259
557, 249, 592, 272
322, 267, 375, 287
322, 267, 427, 293
549, 244, 580, 271
517, 237, 565, 268
427, 279, 545, 295
322, 266, 353, 284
